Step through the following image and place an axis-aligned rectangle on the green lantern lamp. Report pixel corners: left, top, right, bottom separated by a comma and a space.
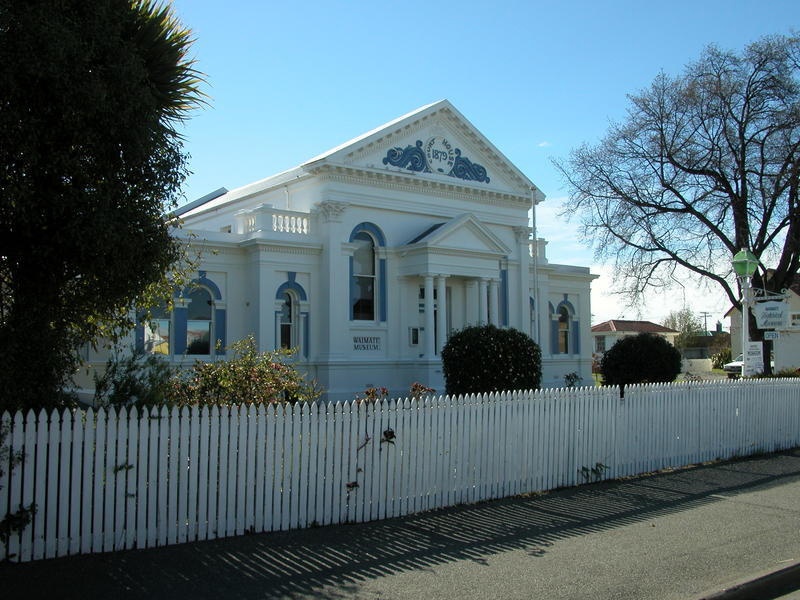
732, 249, 759, 279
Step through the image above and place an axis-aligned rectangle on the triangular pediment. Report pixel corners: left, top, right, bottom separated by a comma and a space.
405, 213, 510, 256
304, 100, 536, 197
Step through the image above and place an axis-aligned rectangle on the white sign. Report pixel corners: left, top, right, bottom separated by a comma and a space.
764, 331, 781, 340
744, 342, 763, 377
753, 300, 787, 329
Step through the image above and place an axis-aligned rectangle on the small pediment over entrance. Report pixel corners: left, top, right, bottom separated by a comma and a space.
398, 214, 510, 278
406, 214, 510, 255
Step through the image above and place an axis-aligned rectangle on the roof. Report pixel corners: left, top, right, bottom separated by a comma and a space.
171, 187, 228, 218
176, 99, 541, 220
406, 222, 445, 244
591, 320, 678, 334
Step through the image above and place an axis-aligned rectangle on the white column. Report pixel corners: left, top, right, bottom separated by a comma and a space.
465, 279, 478, 325
317, 201, 348, 359
489, 279, 499, 325
436, 275, 447, 354
478, 279, 488, 325
424, 275, 435, 358
514, 226, 532, 334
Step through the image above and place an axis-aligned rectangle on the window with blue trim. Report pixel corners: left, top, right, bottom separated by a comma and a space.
550, 299, 579, 356
352, 231, 376, 320
280, 291, 296, 349
144, 303, 171, 355
558, 306, 570, 354
140, 276, 226, 357
349, 222, 386, 323
275, 275, 308, 357
186, 287, 213, 355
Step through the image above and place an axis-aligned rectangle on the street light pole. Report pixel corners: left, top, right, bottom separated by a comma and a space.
741, 277, 751, 377
732, 249, 759, 378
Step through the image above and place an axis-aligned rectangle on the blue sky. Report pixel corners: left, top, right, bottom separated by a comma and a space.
170, 0, 798, 327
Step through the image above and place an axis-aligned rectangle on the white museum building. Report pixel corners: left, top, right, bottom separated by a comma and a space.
103, 101, 597, 400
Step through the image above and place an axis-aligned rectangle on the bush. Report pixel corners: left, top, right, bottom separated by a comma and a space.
600, 333, 682, 389
94, 348, 176, 408
711, 348, 732, 370
166, 336, 321, 407
441, 325, 541, 396
752, 368, 800, 379
94, 336, 321, 408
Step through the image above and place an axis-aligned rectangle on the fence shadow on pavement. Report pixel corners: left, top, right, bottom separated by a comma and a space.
3, 449, 800, 600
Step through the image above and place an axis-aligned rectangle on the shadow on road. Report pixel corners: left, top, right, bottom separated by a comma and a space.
3, 450, 800, 600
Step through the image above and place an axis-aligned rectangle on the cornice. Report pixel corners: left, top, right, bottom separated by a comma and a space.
342, 111, 433, 166
307, 164, 531, 208
402, 245, 506, 260
190, 246, 243, 257
241, 239, 323, 255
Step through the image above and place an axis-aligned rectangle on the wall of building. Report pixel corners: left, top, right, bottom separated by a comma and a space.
74, 101, 598, 402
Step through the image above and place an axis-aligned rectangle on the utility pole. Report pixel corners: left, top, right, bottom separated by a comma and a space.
699, 311, 711, 334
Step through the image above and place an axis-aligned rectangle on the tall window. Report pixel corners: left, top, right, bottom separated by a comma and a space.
145, 304, 171, 355
558, 306, 570, 354
187, 287, 213, 355
280, 291, 295, 349
352, 231, 376, 320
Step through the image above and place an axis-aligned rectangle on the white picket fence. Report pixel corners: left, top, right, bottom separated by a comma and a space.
2, 378, 800, 563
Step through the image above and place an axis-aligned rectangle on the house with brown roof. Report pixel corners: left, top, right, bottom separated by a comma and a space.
591, 320, 679, 359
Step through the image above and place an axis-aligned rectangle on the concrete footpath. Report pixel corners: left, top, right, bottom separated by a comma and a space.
3, 450, 800, 600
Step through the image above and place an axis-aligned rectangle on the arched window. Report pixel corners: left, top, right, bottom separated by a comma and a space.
138, 273, 226, 357
550, 299, 579, 356
349, 222, 386, 322
186, 287, 213, 355
275, 274, 308, 357
280, 291, 295, 349
558, 306, 570, 354
352, 231, 376, 320
145, 303, 171, 355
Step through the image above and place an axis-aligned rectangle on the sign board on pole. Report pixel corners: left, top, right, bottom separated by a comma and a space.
744, 341, 763, 377
753, 300, 787, 329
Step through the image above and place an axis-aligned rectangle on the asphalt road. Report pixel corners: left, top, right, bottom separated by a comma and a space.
3, 449, 800, 600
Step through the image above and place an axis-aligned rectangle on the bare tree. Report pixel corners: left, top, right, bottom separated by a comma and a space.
556, 34, 800, 318
663, 308, 703, 357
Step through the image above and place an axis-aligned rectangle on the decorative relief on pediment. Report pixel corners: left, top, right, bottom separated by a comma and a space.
382, 136, 490, 184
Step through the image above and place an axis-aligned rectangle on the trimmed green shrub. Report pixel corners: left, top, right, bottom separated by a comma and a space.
600, 333, 682, 388
441, 325, 541, 396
